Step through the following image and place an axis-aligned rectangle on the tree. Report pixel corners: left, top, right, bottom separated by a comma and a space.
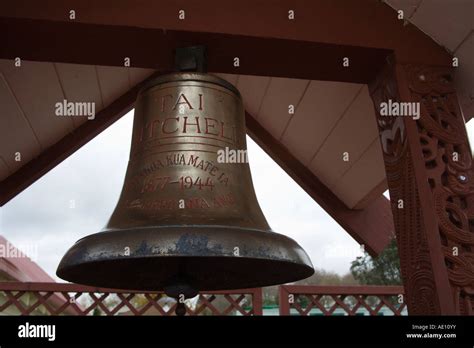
350, 238, 401, 285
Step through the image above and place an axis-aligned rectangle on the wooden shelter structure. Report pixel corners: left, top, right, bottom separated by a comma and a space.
0, 0, 473, 314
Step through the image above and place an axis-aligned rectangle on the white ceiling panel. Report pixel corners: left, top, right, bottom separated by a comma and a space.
236, 75, 271, 117
258, 77, 309, 139
282, 80, 361, 166
0, 60, 74, 150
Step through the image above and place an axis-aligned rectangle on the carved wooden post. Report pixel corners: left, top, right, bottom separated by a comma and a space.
369, 58, 474, 315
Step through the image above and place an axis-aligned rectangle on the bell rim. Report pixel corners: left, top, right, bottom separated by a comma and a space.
57, 225, 315, 291
57, 256, 315, 292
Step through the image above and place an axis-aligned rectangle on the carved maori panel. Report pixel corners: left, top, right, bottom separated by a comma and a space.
370, 62, 474, 315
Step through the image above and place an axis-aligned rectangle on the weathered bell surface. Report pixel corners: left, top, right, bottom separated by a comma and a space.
57, 73, 314, 294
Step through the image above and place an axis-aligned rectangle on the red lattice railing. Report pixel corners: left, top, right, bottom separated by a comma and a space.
0, 282, 408, 316
0, 282, 262, 316
279, 285, 407, 316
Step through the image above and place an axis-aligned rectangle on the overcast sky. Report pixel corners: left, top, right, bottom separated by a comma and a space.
1, 109, 377, 281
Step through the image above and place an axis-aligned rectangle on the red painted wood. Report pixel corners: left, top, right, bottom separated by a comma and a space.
246, 111, 394, 256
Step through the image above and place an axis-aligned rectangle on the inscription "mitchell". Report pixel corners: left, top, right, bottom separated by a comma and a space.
136, 116, 237, 144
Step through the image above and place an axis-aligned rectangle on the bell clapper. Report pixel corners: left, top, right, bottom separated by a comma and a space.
175, 301, 187, 316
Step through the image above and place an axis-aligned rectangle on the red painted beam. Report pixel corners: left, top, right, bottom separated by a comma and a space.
0, 281, 261, 295
0, 0, 451, 66
280, 285, 404, 295
246, 112, 394, 256
0, 17, 390, 84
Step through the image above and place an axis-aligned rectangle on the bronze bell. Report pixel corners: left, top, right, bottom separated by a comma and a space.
57, 73, 314, 297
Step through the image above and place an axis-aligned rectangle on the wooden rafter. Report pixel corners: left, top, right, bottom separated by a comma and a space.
246, 112, 394, 256
0, 16, 392, 84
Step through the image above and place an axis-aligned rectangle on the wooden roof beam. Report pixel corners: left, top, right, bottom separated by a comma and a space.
245, 111, 394, 256
0, 0, 452, 66
1, 16, 390, 84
